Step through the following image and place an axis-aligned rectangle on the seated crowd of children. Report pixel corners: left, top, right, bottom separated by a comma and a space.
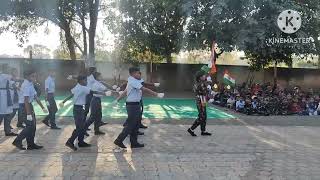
208, 82, 320, 116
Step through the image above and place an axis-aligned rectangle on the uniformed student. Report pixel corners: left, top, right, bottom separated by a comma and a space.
60, 75, 112, 151
83, 72, 112, 135
188, 71, 212, 136
0, 65, 17, 136
114, 67, 164, 149
116, 77, 160, 132
13, 69, 48, 150
42, 69, 60, 129
67, 67, 109, 128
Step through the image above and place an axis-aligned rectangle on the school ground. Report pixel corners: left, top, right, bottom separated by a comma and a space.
0, 106, 320, 180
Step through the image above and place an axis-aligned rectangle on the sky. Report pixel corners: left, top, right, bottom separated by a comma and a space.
0, 17, 115, 58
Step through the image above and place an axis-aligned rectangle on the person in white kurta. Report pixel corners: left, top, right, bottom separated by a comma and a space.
0, 68, 17, 136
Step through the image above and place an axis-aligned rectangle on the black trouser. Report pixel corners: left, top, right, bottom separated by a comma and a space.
84, 93, 93, 120
84, 97, 102, 132
123, 100, 143, 127
7, 108, 18, 128
43, 93, 58, 127
14, 104, 36, 146
116, 103, 141, 145
68, 105, 85, 144
17, 103, 25, 126
190, 100, 207, 132
0, 114, 12, 135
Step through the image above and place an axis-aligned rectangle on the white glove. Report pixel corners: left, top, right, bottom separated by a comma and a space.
118, 91, 124, 95
15, 82, 20, 87
154, 83, 160, 87
207, 85, 212, 90
157, 93, 164, 98
67, 75, 73, 80
208, 99, 214, 103
116, 87, 121, 92
59, 102, 64, 108
105, 91, 112, 96
42, 108, 48, 113
112, 85, 118, 90
27, 115, 33, 121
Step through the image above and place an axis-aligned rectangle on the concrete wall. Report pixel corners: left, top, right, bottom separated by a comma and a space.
1, 58, 320, 92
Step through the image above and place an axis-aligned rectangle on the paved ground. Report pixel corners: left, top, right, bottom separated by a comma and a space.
0, 113, 320, 180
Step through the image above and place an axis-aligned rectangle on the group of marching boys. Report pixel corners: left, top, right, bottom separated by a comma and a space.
1, 63, 215, 151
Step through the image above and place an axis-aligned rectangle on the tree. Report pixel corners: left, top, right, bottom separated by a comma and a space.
107, 0, 189, 63
235, 0, 318, 84
1, 0, 104, 66
23, 44, 51, 59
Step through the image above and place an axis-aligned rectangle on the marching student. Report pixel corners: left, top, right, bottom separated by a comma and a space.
188, 71, 212, 137
13, 69, 48, 150
60, 75, 112, 151
114, 67, 164, 149
83, 72, 112, 135
116, 77, 160, 132
67, 67, 111, 127
0, 64, 17, 136
42, 69, 60, 129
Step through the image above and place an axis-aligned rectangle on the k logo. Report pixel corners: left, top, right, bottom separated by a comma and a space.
277, 10, 302, 34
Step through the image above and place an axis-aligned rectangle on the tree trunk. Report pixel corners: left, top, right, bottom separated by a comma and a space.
165, 53, 172, 63
64, 25, 77, 60
273, 61, 278, 86
318, 55, 320, 69
87, 0, 100, 68
80, 13, 87, 59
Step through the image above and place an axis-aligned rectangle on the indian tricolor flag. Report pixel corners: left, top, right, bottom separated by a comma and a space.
223, 70, 235, 86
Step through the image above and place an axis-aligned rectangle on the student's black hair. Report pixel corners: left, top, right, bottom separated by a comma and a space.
77, 75, 87, 83
195, 71, 206, 82
129, 67, 140, 74
23, 68, 36, 78
93, 72, 101, 79
88, 67, 97, 75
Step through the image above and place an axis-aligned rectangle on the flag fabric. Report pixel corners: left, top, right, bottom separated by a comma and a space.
223, 70, 235, 86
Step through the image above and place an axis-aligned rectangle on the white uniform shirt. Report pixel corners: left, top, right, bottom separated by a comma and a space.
0, 73, 13, 114
87, 74, 96, 89
126, 76, 143, 102
19, 79, 37, 104
71, 83, 91, 105
45, 76, 55, 93
92, 81, 107, 98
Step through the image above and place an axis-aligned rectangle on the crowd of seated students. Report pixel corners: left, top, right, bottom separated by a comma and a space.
208, 82, 320, 116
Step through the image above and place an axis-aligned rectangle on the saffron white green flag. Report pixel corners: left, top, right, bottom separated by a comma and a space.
223, 70, 235, 86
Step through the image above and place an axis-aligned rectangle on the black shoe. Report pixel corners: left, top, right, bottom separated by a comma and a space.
27, 144, 43, 150
131, 143, 144, 148
94, 131, 105, 135
114, 140, 126, 149
137, 131, 144, 135
42, 120, 50, 127
12, 141, 26, 150
10, 126, 13, 129
140, 124, 148, 129
84, 132, 90, 136
201, 132, 212, 136
17, 124, 25, 128
5, 132, 18, 136
98, 121, 108, 127
188, 128, 197, 137
78, 142, 91, 148
66, 141, 77, 151
51, 126, 61, 130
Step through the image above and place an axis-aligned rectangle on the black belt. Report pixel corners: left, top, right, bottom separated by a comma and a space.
126, 102, 140, 105
74, 105, 84, 108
